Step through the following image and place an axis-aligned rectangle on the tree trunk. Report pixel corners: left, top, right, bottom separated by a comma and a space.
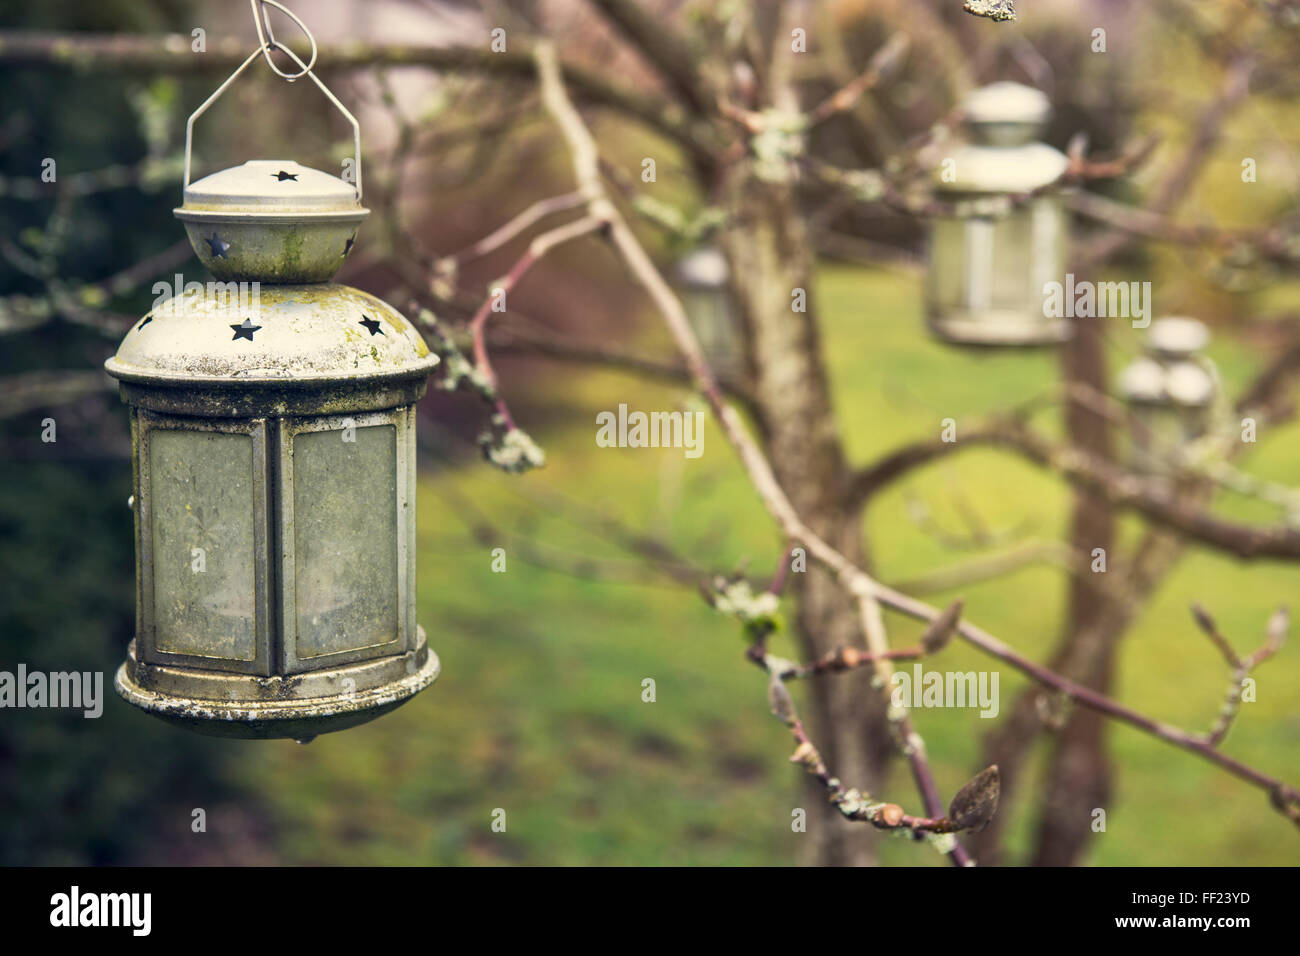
719, 168, 892, 866
967, 316, 1118, 865
1027, 298, 1121, 865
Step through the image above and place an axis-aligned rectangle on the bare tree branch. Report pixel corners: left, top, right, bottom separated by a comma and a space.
585, 0, 714, 116
0, 30, 710, 157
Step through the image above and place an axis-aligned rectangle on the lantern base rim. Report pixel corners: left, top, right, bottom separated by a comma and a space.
927, 311, 1073, 347
114, 632, 440, 740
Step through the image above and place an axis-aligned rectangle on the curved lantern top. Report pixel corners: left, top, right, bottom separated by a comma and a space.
105, 284, 438, 389
178, 160, 364, 218
674, 246, 729, 290
1148, 315, 1211, 357
1118, 357, 1167, 403
938, 81, 1068, 194
175, 159, 368, 283
963, 82, 1051, 138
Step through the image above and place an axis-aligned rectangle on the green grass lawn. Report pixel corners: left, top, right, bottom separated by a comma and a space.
230, 265, 1300, 866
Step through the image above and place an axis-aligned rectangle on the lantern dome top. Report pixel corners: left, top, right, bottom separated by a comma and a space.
675, 246, 729, 289
1148, 316, 1210, 357
174, 161, 367, 284
177, 160, 365, 220
937, 83, 1066, 192
1118, 357, 1165, 403
1165, 362, 1216, 406
962, 82, 1052, 127
105, 283, 438, 388
939, 140, 1069, 193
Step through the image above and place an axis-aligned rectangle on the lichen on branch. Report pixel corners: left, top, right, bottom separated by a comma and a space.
417, 308, 546, 475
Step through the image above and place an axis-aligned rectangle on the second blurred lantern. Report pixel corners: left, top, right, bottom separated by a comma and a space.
1118, 318, 1218, 475
673, 246, 742, 378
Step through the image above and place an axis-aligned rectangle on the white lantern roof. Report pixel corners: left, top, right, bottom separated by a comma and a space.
675, 246, 729, 289
938, 83, 1067, 193
1165, 362, 1216, 407
939, 140, 1070, 193
172, 160, 368, 283
1118, 357, 1165, 403
1148, 316, 1210, 357
962, 82, 1052, 128
176, 160, 365, 219
105, 284, 438, 387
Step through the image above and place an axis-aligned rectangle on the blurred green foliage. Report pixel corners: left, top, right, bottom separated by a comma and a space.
0, 460, 246, 864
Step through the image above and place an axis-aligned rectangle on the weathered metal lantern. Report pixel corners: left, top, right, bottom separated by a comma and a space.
1118, 318, 1218, 474
105, 21, 440, 740
926, 81, 1071, 346
673, 246, 741, 377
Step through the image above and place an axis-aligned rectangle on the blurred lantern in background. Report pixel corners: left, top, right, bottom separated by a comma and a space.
1118, 317, 1218, 475
674, 246, 742, 378
105, 4, 440, 741
926, 81, 1071, 346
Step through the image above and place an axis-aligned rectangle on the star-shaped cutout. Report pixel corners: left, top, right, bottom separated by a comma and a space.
273, 170, 299, 182
359, 315, 384, 336
206, 233, 231, 259
137, 316, 152, 331
230, 318, 262, 341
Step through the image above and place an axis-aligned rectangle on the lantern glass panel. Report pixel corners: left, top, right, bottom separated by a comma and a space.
989, 203, 1036, 306
277, 408, 415, 675
929, 199, 1064, 331
928, 217, 967, 306
291, 423, 399, 660
149, 428, 259, 661
682, 286, 736, 370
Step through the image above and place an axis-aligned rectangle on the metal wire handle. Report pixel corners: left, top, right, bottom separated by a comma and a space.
181, 0, 362, 200
251, 0, 317, 79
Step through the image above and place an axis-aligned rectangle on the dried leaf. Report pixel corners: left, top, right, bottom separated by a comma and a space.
1267, 606, 1290, 648
768, 675, 797, 726
1191, 603, 1218, 638
948, 765, 1001, 831
920, 600, 963, 655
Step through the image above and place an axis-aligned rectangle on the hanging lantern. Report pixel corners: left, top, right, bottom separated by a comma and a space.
673, 246, 742, 377
1118, 318, 1218, 474
926, 81, 1071, 346
104, 13, 440, 741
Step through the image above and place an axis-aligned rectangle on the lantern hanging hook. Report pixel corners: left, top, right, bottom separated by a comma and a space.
250, 0, 318, 81
181, 0, 362, 200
